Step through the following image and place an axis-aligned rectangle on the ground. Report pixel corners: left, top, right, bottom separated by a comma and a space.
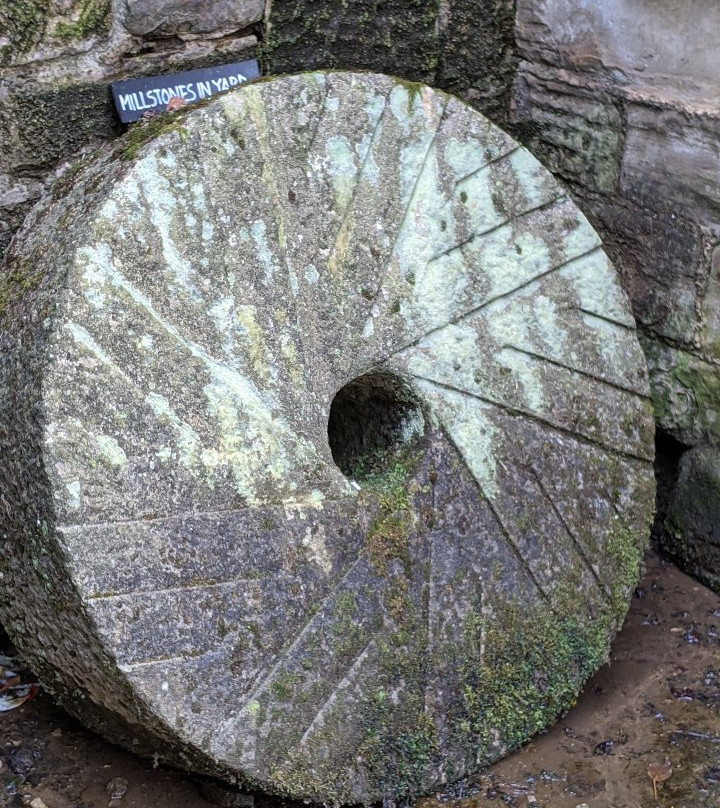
1, 551, 718, 808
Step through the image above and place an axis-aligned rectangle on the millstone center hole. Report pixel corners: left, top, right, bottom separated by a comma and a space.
327, 373, 425, 481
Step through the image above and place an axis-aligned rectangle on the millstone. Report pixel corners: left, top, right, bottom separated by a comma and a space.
0, 72, 655, 803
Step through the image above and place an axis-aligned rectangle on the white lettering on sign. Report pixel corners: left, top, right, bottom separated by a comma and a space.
111, 60, 260, 122
114, 71, 254, 116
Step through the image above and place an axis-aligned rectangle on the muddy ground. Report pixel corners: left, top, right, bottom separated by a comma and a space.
2, 551, 719, 808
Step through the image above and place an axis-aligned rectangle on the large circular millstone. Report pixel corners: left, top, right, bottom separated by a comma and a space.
0, 72, 655, 803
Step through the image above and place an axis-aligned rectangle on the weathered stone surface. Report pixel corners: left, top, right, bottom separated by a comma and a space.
516, 0, 720, 103
511, 63, 622, 194
125, 0, 264, 39
0, 72, 655, 802
435, 0, 517, 126
263, 0, 519, 127
0, 0, 111, 66
621, 103, 720, 220
264, 0, 441, 82
509, 0, 720, 597
583, 198, 705, 349
0, 79, 120, 174
664, 445, 720, 594
642, 338, 720, 447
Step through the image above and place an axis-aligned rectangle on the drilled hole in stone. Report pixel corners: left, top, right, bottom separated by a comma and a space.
327, 373, 425, 482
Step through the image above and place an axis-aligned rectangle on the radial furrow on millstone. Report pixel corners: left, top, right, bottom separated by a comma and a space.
414, 373, 650, 465
69, 150, 317, 449
486, 406, 652, 605
411, 383, 552, 599
501, 345, 650, 398
527, 468, 610, 597
523, 433, 655, 593
209, 557, 385, 756
347, 101, 521, 369
389, 314, 653, 461
298, 639, 378, 746
48, 309, 338, 519
323, 84, 448, 381
413, 379, 616, 610
420, 435, 543, 748
87, 574, 311, 667
358, 196, 603, 369
60, 499, 367, 597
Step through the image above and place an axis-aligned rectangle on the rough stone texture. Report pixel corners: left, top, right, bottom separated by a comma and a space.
263, 0, 442, 82
263, 0, 519, 126
583, 198, 706, 350
0, 72, 654, 802
664, 445, 720, 594
642, 339, 720, 448
125, 0, 265, 39
0, 0, 260, 261
0, 0, 111, 67
621, 103, 720, 221
515, 0, 720, 103
511, 64, 622, 196
435, 0, 517, 124
511, 1, 720, 590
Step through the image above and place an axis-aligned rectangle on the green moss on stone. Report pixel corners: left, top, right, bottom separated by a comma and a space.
120, 116, 189, 162
461, 596, 609, 761
0, 259, 43, 320
54, 0, 110, 41
0, 0, 110, 62
605, 525, 644, 626
645, 339, 720, 444
357, 447, 422, 576
0, 0, 48, 60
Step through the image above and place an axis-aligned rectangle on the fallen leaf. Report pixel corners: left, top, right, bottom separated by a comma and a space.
648, 756, 672, 800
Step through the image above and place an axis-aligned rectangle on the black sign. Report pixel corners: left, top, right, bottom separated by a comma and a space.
111, 60, 260, 123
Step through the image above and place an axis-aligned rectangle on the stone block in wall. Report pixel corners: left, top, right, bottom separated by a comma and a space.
124, 0, 265, 39
511, 63, 622, 194
0, 79, 119, 174
263, 0, 441, 82
435, 0, 517, 126
515, 0, 720, 104
621, 103, 720, 223
263, 0, 519, 128
664, 445, 720, 594
642, 337, 720, 447
584, 198, 704, 349
0, 0, 111, 67
697, 243, 720, 360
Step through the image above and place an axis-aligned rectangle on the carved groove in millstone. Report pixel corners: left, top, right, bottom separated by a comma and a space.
0, 72, 655, 803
